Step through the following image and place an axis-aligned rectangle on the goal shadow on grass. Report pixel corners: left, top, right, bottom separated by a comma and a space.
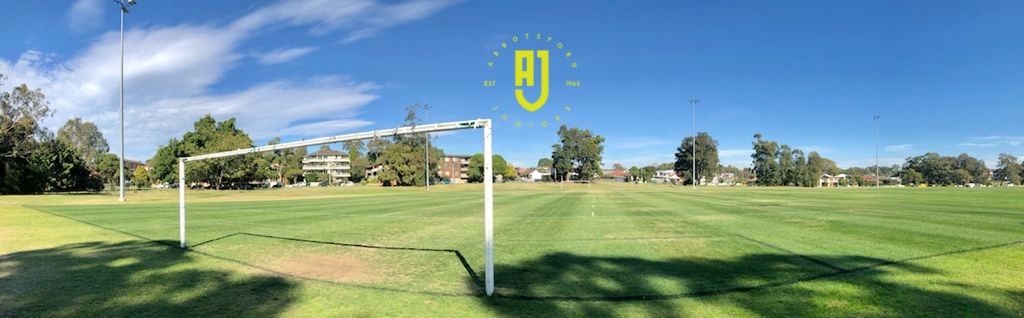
474, 241, 1024, 317
0, 241, 297, 316
191, 231, 483, 292
25, 206, 483, 297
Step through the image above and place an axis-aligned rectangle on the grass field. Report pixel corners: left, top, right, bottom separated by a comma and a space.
2, 183, 1023, 317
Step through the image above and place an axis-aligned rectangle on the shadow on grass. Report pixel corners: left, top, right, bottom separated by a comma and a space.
0, 241, 297, 317
475, 247, 1023, 317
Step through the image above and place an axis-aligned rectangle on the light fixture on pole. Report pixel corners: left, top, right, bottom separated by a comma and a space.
873, 115, 880, 188
689, 98, 700, 189
115, 0, 137, 202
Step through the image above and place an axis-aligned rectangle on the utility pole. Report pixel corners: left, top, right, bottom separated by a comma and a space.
874, 115, 880, 188
689, 98, 700, 189
115, 0, 137, 202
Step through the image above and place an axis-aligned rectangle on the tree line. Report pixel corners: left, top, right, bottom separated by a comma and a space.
1, 77, 111, 193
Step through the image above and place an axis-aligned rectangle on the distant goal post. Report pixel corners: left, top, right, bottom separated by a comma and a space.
176, 118, 496, 295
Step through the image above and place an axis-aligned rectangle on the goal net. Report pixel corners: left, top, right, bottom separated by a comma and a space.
176, 118, 496, 295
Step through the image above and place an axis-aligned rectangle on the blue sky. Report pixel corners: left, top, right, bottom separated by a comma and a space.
1, 0, 1021, 168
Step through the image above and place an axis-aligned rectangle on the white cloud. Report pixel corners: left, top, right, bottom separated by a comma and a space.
67, 0, 104, 33
254, 46, 318, 65
885, 144, 912, 152
229, 0, 459, 42
957, 143, 998, 148
973, 136, 1023, 147
1, 0, 454, 160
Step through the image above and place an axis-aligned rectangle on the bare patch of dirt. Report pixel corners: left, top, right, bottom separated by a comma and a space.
270, 251, 382, 284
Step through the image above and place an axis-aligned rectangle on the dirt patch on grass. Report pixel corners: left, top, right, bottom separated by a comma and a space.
270, 250, 383, 284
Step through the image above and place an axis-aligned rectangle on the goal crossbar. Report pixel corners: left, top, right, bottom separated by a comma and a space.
176, 118, 496, 295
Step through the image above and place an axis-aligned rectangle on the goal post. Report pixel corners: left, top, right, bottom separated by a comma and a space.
177, 118, 495, 295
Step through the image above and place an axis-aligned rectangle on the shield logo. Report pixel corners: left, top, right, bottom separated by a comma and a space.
515, 50, 549, 112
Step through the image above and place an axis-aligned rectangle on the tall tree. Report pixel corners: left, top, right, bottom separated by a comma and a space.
955, 153, 990, 185
97, 153, 121, 189
778, 145, 795, 185
56, 117, 109, 170
995, 153, 1022, 185
1, 77, 53, 193
550, 125, 605, 181
751, 133, 781, 186
170, 115, 257, 189
343, 140, 367, 183
807, 151, 839, 177
674, 132, 720, 185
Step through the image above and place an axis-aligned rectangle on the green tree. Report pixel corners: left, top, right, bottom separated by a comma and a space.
902, 168, 924, 185
56, 117, 109, 170
807, 151, 839, 182
178, 115, 257, 189
904, 153, 957, 185
537, 158, 553, 169
504, 163, 519, 180
467, 153, 509, 183
751, 133, 781, 186
550, 125, 605, 181
343, 140, 367, 183
285, 168, 305, 184
97, 153, 120, 190
132, 166, 149, 189
148, 138, 184, 183
1, 76, 53, 194
994, 153, 1022, 185
674, 132, 720, 185
955, 153, 989, 185
30, 139, 93, 192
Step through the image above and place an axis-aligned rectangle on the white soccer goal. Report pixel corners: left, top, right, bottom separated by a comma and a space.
177, 118, 496, 295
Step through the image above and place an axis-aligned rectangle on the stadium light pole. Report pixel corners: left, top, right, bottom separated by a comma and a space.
115, 0, 136, 202
874, 115, 880, 188
689, 98, 700, 189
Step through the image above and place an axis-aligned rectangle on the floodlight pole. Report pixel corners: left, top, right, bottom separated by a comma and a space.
874, 115, 880, 188
689, 98, 700, 188
115, 0, 136, 202
483, 120, 494, 296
